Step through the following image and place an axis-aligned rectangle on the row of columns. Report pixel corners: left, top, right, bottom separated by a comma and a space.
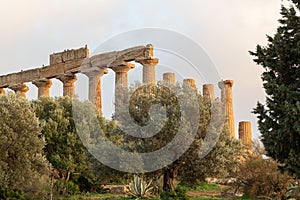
0, 74, 77, 99
0, 59, 252, 149
159, 75, 252, 149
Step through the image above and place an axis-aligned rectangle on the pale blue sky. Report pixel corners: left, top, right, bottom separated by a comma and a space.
0, 0, 291, 139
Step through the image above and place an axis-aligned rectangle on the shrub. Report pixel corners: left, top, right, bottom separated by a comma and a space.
236, 155, 294, 199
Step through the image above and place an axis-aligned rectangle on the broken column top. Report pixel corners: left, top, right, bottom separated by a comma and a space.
163, 72, 176, 85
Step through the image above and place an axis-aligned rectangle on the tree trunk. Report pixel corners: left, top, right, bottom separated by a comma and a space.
163, 161, 181, 192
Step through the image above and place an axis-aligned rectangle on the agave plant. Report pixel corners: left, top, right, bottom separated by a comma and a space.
127, 175, 153, 198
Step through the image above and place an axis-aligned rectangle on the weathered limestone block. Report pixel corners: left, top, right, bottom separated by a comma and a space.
218, 80, 235, 138
32, 78, 52, 98
203, 84, 214, 100
136, 58, 159, 84
0, 88, 5, 95
183, 78, 197, 91
9, 83, 29, 98
238, 121, 252, 149
163, 72, 176, 85
57, 74, 77, 97
50, 46, 89, 65
82, 69, 108, 114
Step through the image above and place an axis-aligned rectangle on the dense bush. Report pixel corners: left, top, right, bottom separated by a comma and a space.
0, 94, 50, 198
236, 155, 294, 199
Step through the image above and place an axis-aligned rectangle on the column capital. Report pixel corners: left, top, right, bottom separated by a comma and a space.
9, 83, 29, 98
32, 78, 52, 88
9, 83, 29, 92
136, 58, 158, 84
57, 74, 77, 97
82, 68, 108, 78
110, 62, 135, 73
218, 79, 234, 89
57, 74, 77, 85
0, 88, 6, 95
135, 57, 159, 65
32, 79, 52, 98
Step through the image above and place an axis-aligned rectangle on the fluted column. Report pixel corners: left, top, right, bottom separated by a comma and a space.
136, 58, 159, 84
9, 83, 29, 98
0, 88, 5, 95
183, 78, 197, 91
238, 121, 252, 149
32, 79, 52, 98
203, 84, 214, 100
83, 69, 108, 114
57, 74, 77, 97
163, 72, 176, 85
218, 80, 235, 138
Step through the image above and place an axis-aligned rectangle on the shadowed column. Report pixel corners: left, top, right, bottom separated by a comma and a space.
32, 79, 52, 98
0, 88, 5, 95
83, 69, 108, 114
163, 72, 176, 86
57, 74, 77, 97
239, 121, 252, 149
218, 80, 235, 138
9, 83, 29, 98
202, 84, 214, 100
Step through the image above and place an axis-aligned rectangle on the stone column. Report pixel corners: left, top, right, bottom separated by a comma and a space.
9, 83, 29, 98
163, 72, 176, 85
183, 78, 197, 91
136, 58, 159, 84
32, 79, 52, 98
238, 121, 252, 149
83, 69, 108, 114
57, 74, 77, 97
110, 62, 135, 118
218, 80, 235, 138
110, 62, 135, 88
0, 88, 5, 95
203, 84, 214, 100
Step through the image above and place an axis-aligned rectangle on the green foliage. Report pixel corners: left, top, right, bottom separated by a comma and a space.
31, 97, 101, 194
127, 175, 153, 198
0, 188, 26, 200
0, 93, 50, 193
179, 125, 244, 187
94, 81, 243, 192
236, 155, 294, 199
195, 184, 220, 191
53, 179, 80, 196
32, 97, 85, 177
250, 1, 300, 177
160, 185, 190, 200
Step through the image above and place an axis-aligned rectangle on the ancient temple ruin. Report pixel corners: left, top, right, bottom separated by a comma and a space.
0, 44, 252, 149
